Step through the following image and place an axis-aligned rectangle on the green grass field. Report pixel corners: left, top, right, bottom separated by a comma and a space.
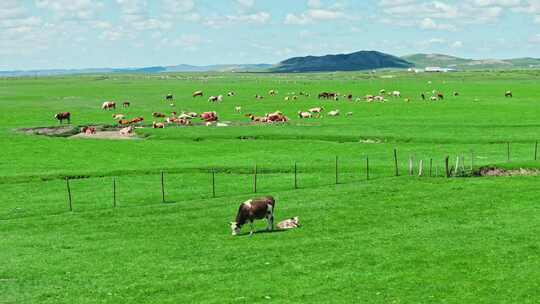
2, 70, 540, 303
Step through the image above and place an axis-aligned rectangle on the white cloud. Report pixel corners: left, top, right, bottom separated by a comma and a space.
237, 0, 255, 8
419, 17, 457, 30
164, 0, 195, 13
285, 9, 344, 25
36, 0, 104, 20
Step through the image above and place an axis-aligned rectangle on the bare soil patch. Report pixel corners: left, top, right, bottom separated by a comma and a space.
477, 167, 540, 177
70, 131, 138, 140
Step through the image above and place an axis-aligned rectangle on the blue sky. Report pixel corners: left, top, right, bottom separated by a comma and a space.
1, 0, 540, 70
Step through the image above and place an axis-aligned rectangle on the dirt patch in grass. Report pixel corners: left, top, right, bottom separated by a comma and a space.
70, 131, 138, 140
18, 126, 78, 137
476, 167, 540, 177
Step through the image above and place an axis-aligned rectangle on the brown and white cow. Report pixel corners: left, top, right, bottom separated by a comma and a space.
200, 111, 218, 122
102, 101, 116, 110
54, 112, 71, 124
505, 91, 513, 98
152, 112, 166, 118
122, 101, 131, 108
208, 95, 223, 102
230, 196, 275, 236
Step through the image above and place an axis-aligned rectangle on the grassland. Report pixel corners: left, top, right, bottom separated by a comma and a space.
1, 70, 540, 303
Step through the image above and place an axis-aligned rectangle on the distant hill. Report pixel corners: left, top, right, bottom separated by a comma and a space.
271, 51, 413, 73
0, 64, 272, 77
403, 53, 540, 70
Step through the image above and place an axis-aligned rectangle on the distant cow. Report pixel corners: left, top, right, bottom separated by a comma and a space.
152, 112, 166, 118
200, 111, 218, 122
80, 126, 96, 135
227, 91, 235, 96
421, 93, 426, 100
54, 112, 71, 124
102, 101, 116, 110
298, 111, 312, 119
152, 121, 165, 129
122, 101, 130, 108
505, 91, 513, 98
308, 107, 323, 113
268, 89, 277, 96
119, 126, 134, 136
327, 110, 340, 117
208, 95, 223, 102
392, 91, 401, 98
230, 196, 275, 236
437, 92, 444, 100
192, 90, 203, 98
165, 94, 174, 101
130, 116, 144, 124
112, 114, 125, 120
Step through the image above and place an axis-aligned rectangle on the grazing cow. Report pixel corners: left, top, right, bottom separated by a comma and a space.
102, 101, 116, 110
268, 89, 277, 96
130, 116, 144, 124
246, 114, 268, 123
192, 90, 204, 98
80, 126, 96, 135
328, 110, 340, 117
453, 92, 459, 97
430, 96, 438, 101
421, 93, 426, 100
208, 95, 223, 103
200, 111, 218, 122
54, 112, 71, 124
346, 112, 353, 116
374, 95, 385, 102
380, 89, 386, 95
227, 91, 235, 96
308, 107, 323, 114
122, 101, 130, 108
298, 111, 312, 119
119, 126, 134, 136
505, 91, 513, 98
284, 96, 290, 101
437, 93, 444, 100
165, 94, 174, 101
235, 106, 242, 113
152, 121, 165, 129
255, 94, 264, 100
118, 119, 131, 125
404, 98, 411, 103
152, 112, 166, 118
266, 111, 288, 123
346, 94, 353, 100
230, 196, 275, 236
392, 91, 401, 98
277, 217, 300, 230
112, 114, 125, 120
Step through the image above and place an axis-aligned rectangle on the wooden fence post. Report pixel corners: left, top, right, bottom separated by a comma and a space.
253, 164, 257, 193
393, 148, 399, 176
408, 156, 414, 176
113, 177, 116, 208
454, 156, 460, 177
445, 156, 450, 178
65, 177, 72, 212
161, 171, 165, 203
366, 156, 370, 180
429, 158, 433, 177
418, 160, 424, 177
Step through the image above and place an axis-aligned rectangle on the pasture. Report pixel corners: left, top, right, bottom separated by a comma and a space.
2, 70, 540, 303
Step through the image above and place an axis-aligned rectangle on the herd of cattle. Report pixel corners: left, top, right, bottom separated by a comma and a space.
53, 89, 515, 132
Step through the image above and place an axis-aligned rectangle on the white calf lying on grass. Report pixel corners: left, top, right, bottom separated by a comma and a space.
277, 216, 300, 230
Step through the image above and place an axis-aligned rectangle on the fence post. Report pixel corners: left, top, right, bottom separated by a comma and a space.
212, 169, 216, 198
454, 156, 460, 177
445, 156, 450, 178
471, 150, 474, 172
335, 156, 339, 185
429, 158, 433, 177
408, 156, 414, 176
113, 177, 116, 208
65, 177, 72, 212
366, 156, 370, 180
393, 148, 399, 176
253, 163, 257, 193
161, 171, 165, 203
418, 160, 424, 177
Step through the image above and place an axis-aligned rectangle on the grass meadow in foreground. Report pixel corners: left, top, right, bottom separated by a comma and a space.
1, 70, 540, 303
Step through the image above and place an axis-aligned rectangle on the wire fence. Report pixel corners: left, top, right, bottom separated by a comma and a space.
2, 142, 540, 220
